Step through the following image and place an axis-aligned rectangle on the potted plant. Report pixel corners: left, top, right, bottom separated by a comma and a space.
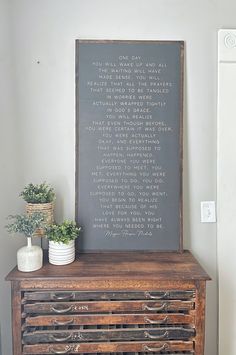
6, 212, 45, 272
45, 220, 81, 265
20, 182, 55, 236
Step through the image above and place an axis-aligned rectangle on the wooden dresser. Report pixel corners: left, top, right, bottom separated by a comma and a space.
6, 251, 210, 355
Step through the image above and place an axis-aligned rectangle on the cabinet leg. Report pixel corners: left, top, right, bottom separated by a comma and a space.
195, 281, 206, 355
11, 282, 23, 355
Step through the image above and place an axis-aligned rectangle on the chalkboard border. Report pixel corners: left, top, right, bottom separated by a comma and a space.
75, 39, 184, 253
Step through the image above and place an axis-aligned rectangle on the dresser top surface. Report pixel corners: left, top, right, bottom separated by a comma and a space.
6, 250, 210, 282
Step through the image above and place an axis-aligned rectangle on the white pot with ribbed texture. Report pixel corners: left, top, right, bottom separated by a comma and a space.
48, 240, 75, 265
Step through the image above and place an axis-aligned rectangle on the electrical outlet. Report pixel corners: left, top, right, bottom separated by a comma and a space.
201, 201, 216, 223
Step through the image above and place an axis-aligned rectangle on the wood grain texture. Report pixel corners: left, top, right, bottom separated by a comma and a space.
23, 289, 195, 301
194, 281, 207, 355
6, 251, 210, 355
24, 299, 194, 314
6, 250, 210, 282
20, 279, 197, 291
12, 282, 23, 355
23, 326, 195, 343
24, 312, 195, 327
23, 340, 194, 354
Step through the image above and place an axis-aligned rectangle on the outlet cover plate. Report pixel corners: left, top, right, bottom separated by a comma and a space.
201, 201, 216, 223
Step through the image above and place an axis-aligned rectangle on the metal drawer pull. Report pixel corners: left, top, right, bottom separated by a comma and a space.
143, 343, 168, 352
51, 334, 72, 342
142, 303, 167, 311
145, 291, 169, 299
144, 330, 169, 339
52, 293, 75, 301
52, 318, 74, 326
144, 315, 168, 324
51, 306, 72, 314
49, 345, 73, 354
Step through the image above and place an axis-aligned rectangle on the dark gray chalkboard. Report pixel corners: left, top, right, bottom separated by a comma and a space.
75, 40, 184, 252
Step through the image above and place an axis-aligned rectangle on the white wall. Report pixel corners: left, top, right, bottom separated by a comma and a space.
218, 29, 236, 355
1, 0, 232, 354
0, 1, 24, 354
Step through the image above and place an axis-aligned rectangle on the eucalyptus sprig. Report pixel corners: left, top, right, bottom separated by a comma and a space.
6, 212, 45, 238
45, 220, 81, 244
20, 182, 55, 203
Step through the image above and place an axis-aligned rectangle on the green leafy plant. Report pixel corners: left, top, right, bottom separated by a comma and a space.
20, 182, 55, 203
6, 212, 45, 237
45, 220, 81, 244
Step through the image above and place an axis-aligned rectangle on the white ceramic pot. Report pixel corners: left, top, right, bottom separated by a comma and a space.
49, 240, 75, 265
17, 237, 43, 272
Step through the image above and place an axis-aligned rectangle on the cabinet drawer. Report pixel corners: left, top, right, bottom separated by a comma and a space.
24, 300, 194, 314
23, 290, 195, 301
7, 251, 209, 355
22, 289, 195, 354
23, 340, 194, 354
24, 313, 195, 327
23, 326, 195, 344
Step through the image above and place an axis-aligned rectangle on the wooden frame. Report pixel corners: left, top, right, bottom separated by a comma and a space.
75, 40, 184, 252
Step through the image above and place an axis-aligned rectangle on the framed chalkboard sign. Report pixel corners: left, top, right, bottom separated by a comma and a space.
75, 40, 184, 252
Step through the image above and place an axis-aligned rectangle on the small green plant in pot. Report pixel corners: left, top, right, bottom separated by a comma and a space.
6, 212, 45, 272
20, 182, 55, 236
46, 221, 81, 265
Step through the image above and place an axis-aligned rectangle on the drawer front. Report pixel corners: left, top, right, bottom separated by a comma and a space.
24, 300, 194, 314
22, 289, 196, 354
23, 340, 194, 354
23, 326, 195, 343
24, 313, 195, 327
23, 290, 195, 301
